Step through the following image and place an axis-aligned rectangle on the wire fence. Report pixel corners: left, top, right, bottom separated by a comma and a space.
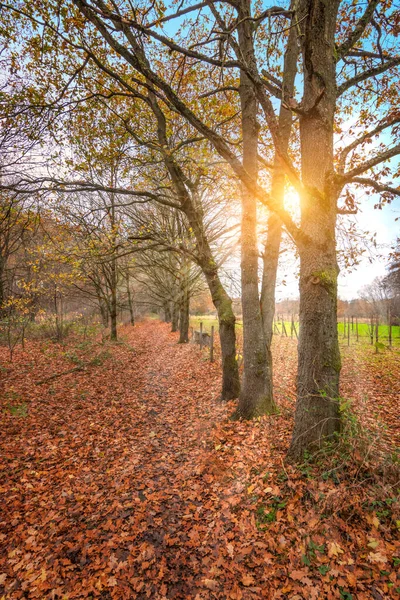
189, 313, 400, 363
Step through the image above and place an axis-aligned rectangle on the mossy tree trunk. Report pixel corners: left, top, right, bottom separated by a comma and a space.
288, 0, 341, 459
201, 266, 240, 400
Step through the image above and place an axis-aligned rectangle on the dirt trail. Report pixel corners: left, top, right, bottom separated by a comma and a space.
1, 321, 399, 600
0, 322, 242, 599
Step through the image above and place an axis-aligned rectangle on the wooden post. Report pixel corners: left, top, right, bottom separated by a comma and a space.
370, 316, 374, 345
375, 315, 379, 353
356, 317, 359, 342
210, 325, 214, 362
388, 307, 392, 347
282, 320, 288, 337
200, 321, 203, 350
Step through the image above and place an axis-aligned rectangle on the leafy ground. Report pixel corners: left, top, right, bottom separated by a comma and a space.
1, 321, 399, 599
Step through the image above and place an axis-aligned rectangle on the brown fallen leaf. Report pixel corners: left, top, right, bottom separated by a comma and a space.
241, 575, 255, 586
204, 578, 219, 591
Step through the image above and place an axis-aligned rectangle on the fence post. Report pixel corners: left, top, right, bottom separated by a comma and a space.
200, 321, 203, 351
210, 325, 214, 362
282, 320, 288, 337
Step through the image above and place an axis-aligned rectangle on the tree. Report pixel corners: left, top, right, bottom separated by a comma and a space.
67, 0, 400, 455
383, 238, 400, 322
128, 204, 204, 343
1, 0, 400, 458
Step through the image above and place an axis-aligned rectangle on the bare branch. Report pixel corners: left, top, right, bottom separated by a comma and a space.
350, 177, 400, 196
146, 1, 210, 28
336, 0, 380, 60
337, 114, 400, 172
0, 177, 182, 209
339, 144, 400, 182
198, 85, 239, 98
337, 206, 358, 215
337, 56, 400, 96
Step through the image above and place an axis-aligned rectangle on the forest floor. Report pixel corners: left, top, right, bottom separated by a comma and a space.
1, 321, 399, 599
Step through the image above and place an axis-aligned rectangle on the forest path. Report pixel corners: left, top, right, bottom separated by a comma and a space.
1, 321, 266, 599
1, 321, 399, 599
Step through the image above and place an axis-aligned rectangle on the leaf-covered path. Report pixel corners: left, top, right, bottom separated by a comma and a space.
1, 321, 399, 599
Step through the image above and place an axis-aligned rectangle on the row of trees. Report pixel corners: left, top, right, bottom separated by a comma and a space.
0, 185, 210, 345
1, 0, 399, 458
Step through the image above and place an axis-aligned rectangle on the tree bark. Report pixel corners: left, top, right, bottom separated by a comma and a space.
164, 301, 171, 323
288, 0, 342, 459
0, 254, 5, 312
202, 266, 240, 400
235, 1, 276, 418
126, 269, 135, 325
109, 230, 118, 340
178, 279, 189, 343
109, 184, 118, 341
180, 196, 240, 400
171, 302, 179, 332
261, 7, 298, 357
110, 269, 118, 341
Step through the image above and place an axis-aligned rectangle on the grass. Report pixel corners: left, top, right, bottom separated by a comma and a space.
5, 402, 28, 417
189, 316, 400, 347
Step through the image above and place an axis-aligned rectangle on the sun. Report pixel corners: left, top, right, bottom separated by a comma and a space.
284, 189, 300, 215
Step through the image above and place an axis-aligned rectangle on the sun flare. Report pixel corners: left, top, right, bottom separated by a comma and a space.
284, 189, 300, 214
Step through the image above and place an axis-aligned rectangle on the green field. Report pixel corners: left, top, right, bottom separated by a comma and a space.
189, 315, 400, 347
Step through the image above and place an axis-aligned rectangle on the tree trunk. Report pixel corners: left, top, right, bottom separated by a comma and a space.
261, 210, 282, 391
126, 269, 135, 326
0, 254, 5, 314
235, 3, 276, 418
261, 8, 298, 358
171, 302, 179, 332
164, 302, 171, 323
110, 258, 118, 341
288, 0, 341, 459
180, 196, 240, 399
109, 183, 118, 341
202, 268, 240, 399
99, 298, 109, 328
178, 284, 189, 344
